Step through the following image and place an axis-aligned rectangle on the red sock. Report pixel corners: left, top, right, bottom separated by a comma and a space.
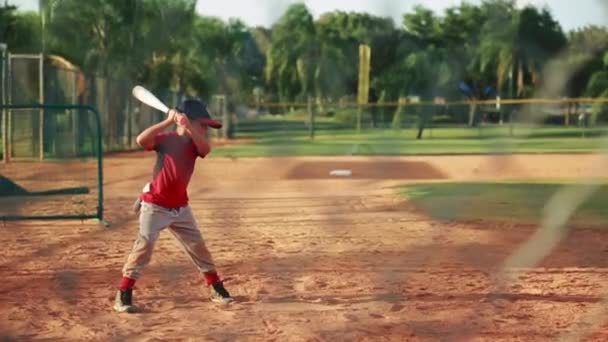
203, 271, 220, 286
120, 276, 136, 290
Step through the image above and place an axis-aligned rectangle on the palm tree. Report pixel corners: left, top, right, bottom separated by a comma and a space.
478, 3, 567, 99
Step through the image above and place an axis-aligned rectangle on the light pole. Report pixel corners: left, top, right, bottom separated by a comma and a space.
39, 0, 45, 54
39, 0, 58, 54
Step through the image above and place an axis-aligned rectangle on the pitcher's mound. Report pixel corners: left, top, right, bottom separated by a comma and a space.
286, 161, 447, 180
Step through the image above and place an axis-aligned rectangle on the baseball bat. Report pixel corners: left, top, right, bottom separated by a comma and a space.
132, 85, 169, 113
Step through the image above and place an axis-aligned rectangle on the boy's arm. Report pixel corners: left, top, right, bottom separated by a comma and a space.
136, 110, 176, 150
175, 113, 211, 157
190, 132, 211, 157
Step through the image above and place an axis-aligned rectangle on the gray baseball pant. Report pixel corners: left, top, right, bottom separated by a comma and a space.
122, 201, 216, 279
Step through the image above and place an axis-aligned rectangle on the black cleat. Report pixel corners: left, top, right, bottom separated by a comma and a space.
210, 282, 234, 304
113, 288, 137, 313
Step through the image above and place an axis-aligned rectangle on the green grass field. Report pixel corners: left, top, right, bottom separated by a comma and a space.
213, 119, 608, 157
402, 182, 608, 227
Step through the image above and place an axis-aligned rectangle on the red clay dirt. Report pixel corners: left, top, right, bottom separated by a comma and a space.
1, 154, 608, 341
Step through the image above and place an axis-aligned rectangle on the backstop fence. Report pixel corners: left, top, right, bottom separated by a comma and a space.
1, 53, 183, 157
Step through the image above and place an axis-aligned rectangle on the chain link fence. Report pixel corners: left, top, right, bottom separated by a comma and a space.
223, 96, 608, 152
1, 54, 183, 160
49, 63, 178, 154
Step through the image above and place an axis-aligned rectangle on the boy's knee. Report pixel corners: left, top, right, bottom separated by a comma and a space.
129, 233, 158, 258
137, 231, 160, 244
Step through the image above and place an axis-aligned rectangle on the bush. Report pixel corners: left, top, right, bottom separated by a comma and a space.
591, 89, 608, 123
333, 108, 357, 124
432, 115, 457, 124
586, 71, 608, 97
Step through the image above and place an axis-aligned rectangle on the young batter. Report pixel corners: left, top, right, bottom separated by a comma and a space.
114, 99, 233, 313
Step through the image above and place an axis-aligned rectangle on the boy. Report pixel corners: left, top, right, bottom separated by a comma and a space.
114, 99, 233, 313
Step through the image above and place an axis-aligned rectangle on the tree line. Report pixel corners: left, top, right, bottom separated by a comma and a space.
1, 0, 608, 106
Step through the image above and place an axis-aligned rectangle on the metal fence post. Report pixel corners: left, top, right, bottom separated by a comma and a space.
39, 53, 44, 160
509, 107, 515, 137
221, 95, 230, 139
6, 53, 11, 162
0, 43, 6, 163
356, 105, 362, 133
307, 96, 314, 140
90, 105, 105, 222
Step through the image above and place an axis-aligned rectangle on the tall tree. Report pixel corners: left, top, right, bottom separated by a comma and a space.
314, 12, 395, 99
515, 6, 567, 90
186, 17, 264, 100
476, 0, 518, 97
403, 5, 440, 46
566, 26, 608, 97
265, 3, 316, 101
439, 3, 487, 97
6, 0, 602, 109
0, 4, 41, 53
477, 1, 567, 98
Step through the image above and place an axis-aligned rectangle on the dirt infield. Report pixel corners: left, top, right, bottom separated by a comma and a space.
1, 153, 607, 341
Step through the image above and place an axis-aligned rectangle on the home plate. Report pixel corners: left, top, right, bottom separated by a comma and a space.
329, 169, 352, 177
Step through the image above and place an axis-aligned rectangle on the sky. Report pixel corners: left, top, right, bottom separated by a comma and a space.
7, 0, 608, 32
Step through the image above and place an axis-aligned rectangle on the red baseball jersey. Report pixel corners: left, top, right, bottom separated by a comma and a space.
140, 132, 207, 208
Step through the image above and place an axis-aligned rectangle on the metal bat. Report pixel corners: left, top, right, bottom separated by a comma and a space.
132, 85, 169, 113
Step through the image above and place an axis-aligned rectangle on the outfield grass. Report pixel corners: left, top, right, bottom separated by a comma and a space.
402, 182, 608, 227
213, 124, 608, 157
